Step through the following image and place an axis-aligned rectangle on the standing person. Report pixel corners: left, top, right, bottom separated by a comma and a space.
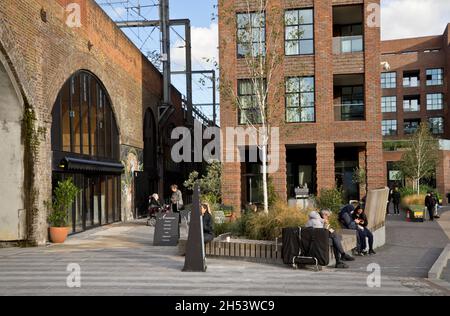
201, 203, 214, 243
387, 187, 393, 215
425, 191, 436, 221
353, 207, 376, 255
170, 184, 184, 213
432, 192, 440, 219
392, 187, 401, 215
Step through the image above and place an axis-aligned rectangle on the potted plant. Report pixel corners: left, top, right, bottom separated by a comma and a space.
47, 178, 80, 243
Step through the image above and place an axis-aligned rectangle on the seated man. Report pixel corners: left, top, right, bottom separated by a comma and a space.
338, 204, 365, 256
306, 210, 355, 269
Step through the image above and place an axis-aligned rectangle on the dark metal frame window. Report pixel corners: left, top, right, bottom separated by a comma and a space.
238, 79, 264, 125
52, 70, 120, 161
285, 76, 315, 123
426, 68, 443, 86
237, 12, 266, 58
403, 95, 420, 112
382, 96, 397, 113
427, 93, 444, 110
382, 120, 397, 136
403, 70, 420, 87
285, 9, 314, 56
335, 85, 365, 121
404, 119, 421, 135
381, 72, 396, 89
429, 117, 444, 135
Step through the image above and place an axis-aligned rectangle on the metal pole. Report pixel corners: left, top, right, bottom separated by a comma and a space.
212, 71, 217, 125
160, 0, 171, 106
185, 21, 193, 125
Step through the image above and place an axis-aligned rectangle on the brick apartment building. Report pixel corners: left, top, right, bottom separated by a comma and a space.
219, 0, 385, 212
381, 24, 450, 199
0, 0, 198, 245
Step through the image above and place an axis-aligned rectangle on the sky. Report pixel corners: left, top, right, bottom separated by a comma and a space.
96, 0, 450, 120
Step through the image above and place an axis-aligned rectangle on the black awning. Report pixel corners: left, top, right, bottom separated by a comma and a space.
60, 157, 124, 174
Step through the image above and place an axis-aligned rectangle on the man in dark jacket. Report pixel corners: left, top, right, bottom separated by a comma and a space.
339, 204, 364, 256
392, 187, 401, 215
353, 208, 376, 255
425, 192, 436, 221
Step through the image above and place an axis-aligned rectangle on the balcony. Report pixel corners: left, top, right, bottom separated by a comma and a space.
334, 103, 365, 121
333, 5, 364, 55
334, 74, 365, 121
333, 35, 363, 54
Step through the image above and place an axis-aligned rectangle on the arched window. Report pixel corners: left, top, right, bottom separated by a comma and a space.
51, 71, 119, 161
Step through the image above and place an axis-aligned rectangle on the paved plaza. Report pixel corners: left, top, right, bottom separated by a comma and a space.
0, 211, 449, 296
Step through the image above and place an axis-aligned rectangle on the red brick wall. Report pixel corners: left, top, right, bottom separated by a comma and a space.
0, 0, 185, 244
220, 0, 384, 211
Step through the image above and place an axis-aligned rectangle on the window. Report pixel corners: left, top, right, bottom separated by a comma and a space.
382, 96, 397, 113
333, 24, 363, 53
285, 9, 314, 56
381, 72, 396, 89
427, 93, 444, 110
403, 95, 420, 112
336, 86, 364, 121
52, 71, 120, 160
285, 77, 315, 123
426, 68, 443, 86
237, 12, 265, 58
382, 120, 397, 136
429, 117, 444, 134
403, 70, 420, 87
404, 119, 421, 135
238, 79, 264, 125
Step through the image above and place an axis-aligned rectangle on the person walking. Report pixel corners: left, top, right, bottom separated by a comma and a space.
170, 184, 184, 213
425, 191, 436, 221
392, 187, 401, 215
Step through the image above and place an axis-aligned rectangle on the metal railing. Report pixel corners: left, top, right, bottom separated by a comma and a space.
333, 36, 364, 54
334, 103, 365, 121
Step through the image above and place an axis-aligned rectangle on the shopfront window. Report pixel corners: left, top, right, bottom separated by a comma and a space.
52, 71, 122, 234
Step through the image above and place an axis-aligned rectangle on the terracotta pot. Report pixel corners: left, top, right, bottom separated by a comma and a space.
49, 227, 70, 244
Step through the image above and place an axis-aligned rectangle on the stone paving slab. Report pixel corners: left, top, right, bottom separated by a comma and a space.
0, 215, 449, 296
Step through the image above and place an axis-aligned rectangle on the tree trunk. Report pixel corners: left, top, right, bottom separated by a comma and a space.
261, 143, 269, 214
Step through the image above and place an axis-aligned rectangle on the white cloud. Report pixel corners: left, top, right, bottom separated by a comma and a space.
381, 0, 450, 40
171, 23, 219, 71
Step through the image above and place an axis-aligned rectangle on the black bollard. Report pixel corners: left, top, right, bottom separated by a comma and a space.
182, 183, 207, 272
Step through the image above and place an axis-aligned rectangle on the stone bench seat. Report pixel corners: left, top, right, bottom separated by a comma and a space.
178, 229, 357, 267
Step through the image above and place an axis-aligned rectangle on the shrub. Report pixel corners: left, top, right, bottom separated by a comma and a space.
315, 188, 344, 213
245, 202, 309, 240
47, 178, 80, 227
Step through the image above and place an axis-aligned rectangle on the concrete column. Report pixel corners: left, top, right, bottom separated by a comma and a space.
316, 142, 335, 193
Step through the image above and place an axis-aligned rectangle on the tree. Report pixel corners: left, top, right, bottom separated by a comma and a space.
184, 160, 222, 204
397, 123, 439, 195
219, 0, 295, 214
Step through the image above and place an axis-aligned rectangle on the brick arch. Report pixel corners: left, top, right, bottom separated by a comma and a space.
45, 53, 122, 135
0, 19, 34, 108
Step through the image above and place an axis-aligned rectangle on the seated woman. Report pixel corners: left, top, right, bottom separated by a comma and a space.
352, 207, 376, 255
201, 203, 214, 243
